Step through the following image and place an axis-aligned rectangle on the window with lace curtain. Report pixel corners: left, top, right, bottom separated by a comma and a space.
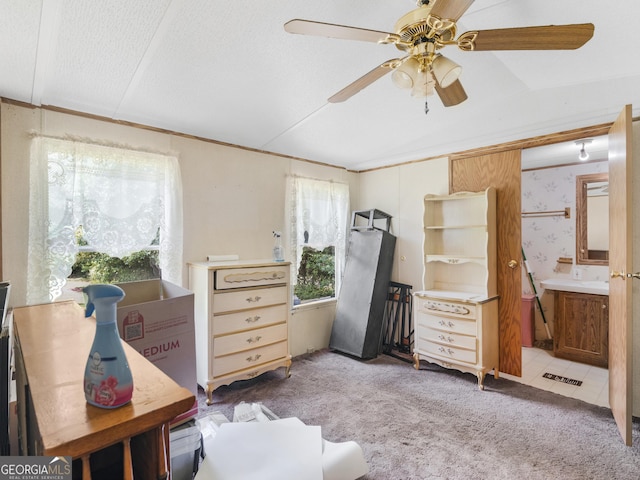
27, 137, 183, 305
286, 177, 349, 305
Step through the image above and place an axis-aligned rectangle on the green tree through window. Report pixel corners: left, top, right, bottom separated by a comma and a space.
69, 226, 160, 284
294, 246, 335, 302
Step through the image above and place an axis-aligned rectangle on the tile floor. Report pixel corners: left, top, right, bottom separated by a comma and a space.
501, 347, 610, 408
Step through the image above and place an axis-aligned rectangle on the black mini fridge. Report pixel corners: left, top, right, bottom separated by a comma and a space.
330, 210, 396, 359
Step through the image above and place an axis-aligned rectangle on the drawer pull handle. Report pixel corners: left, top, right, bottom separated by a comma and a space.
246, 336, 262, 344
246, 354, 262, 363
246, 370, 260, 379
246, 296, 262, 303
427, 302, 471, 316
438, 334, 455, 343
438, 347, 455, 355
245, 315, 261, 323
438, 320, 455, 328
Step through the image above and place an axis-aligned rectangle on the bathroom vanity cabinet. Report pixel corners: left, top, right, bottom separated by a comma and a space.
413, 188, 499, 389
553, 290, 608, 368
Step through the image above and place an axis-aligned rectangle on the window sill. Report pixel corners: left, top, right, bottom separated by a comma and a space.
292, 297, 337, 312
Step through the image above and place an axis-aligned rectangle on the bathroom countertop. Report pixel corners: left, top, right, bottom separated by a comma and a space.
540, 278, 609, 296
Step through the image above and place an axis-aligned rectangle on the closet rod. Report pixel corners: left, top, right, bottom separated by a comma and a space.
521, 207, 570, 219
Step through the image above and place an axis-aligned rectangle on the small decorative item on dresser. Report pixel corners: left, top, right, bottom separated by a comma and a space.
272, 231, 285, 262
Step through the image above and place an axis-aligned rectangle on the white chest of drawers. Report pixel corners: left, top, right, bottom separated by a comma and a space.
188, 260, 292, 404
413, 292, 499, 389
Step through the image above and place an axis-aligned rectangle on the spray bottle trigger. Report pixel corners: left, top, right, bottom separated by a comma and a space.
85, 301, 95, 318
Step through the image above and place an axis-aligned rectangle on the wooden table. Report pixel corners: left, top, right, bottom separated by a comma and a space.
13, 300, 195, 480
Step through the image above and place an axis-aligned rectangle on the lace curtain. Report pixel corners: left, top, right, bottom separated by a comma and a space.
27, 137, 183, 304
286, 176, 350, 298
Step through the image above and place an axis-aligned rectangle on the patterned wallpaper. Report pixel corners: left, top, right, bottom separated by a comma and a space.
521, 160, 608, 339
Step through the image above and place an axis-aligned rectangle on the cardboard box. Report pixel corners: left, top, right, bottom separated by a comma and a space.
116, 280, 198, 422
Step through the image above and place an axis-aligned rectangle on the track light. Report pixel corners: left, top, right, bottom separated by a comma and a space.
576, 139, 592, 161
578, 143, 589, 161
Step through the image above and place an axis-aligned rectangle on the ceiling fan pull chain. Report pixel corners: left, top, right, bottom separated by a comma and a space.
425, 99, 429, 115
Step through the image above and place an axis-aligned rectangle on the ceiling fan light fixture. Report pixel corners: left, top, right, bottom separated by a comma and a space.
576, 139, 592, 161
391, 57, 420, 89
411, 69, 434, 98
391, 69, 413, 89
431, 54, 462, 88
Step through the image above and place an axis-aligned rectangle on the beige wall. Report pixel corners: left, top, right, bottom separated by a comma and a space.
0, 102, 358, 356
357, 159, 449, 293
0, 103, 447, 357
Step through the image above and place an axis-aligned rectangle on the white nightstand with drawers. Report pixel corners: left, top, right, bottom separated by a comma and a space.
413, 293, 498, 389
188, 260, 292, 404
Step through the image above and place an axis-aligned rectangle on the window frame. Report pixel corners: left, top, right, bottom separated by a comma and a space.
27, 137, 183, 304
286, 176, 349, 308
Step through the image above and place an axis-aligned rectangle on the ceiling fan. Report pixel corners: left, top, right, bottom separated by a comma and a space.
284, 0, 594, 114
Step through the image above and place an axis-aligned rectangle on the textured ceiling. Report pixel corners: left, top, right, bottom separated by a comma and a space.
1, 0, 638, 171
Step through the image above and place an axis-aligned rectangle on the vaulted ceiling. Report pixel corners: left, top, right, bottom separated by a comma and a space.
1, 0, 638, 171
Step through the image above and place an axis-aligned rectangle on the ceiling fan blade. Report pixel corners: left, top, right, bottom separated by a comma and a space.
429, 0, 475, 22
284, 19, 394, 43
328, 62, 394, 103
435, 79, 467, 107
463, 23, 594, 51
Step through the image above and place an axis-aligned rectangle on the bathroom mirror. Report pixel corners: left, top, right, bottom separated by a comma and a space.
576, 172, 609, 265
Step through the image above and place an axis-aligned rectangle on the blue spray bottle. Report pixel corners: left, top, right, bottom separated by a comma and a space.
83, 284, 134, 408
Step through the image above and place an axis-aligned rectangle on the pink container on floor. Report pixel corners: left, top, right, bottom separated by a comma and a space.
521, 295, 536, 347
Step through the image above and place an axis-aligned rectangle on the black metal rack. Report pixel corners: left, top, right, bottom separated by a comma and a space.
382, 281, 413, 362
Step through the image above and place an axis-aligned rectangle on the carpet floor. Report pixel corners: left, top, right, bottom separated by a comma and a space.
196, 349, 640, 480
